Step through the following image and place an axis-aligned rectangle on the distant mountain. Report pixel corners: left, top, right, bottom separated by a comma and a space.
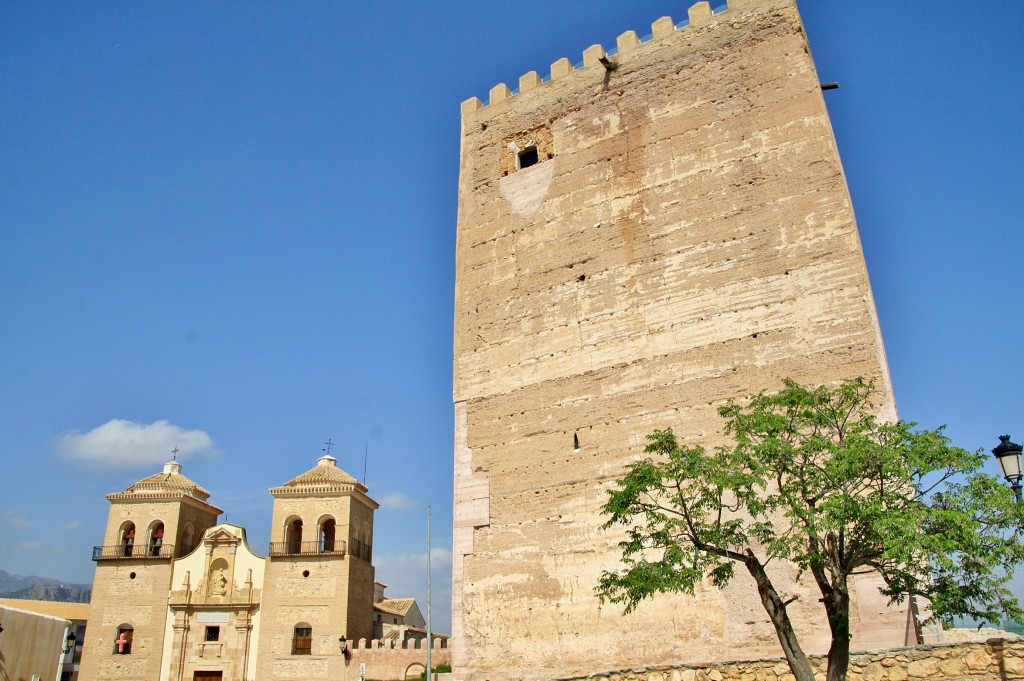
0, 569, 91, 603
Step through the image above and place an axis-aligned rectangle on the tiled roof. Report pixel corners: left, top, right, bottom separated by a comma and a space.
375, 598, 416, 617
111, 460, 212, 501
272, 455, 367, 494
283, 463, 359, 486
0, 598, 91, 622
127, 471, 211, 498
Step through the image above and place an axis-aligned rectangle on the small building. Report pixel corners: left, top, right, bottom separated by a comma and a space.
374, 582, 427, 642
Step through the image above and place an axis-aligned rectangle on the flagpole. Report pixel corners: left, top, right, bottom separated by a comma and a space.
426, 505, 432, 681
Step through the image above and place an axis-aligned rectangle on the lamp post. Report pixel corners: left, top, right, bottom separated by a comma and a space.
993, 435, 1024, 502
338, 635, 350, 660
62, 631, 77, 655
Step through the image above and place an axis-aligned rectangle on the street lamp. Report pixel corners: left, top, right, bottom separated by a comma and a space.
338, 635, 350, 661
993, 435, 1023, 502
62, 631, 77, 655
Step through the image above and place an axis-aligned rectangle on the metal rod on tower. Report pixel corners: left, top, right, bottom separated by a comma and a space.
426, 505, 432, 681
363, 442, 368, 485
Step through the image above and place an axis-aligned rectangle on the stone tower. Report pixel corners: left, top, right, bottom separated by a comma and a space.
255, 454, 378, 680
80, 460, 222, 681
452, 0, 905, 679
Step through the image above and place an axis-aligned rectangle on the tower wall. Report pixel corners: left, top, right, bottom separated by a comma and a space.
452, 1, 901, 679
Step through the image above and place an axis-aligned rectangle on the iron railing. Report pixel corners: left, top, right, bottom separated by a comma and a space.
268, 540, 347, 557
92, 544, 175, 561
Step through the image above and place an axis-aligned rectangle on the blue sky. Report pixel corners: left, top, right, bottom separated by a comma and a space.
1, 2, 1022, 637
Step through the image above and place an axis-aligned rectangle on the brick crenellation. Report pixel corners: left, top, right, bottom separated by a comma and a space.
462, 0, 751, 115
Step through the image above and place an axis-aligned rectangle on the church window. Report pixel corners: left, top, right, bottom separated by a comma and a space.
113, 624, 133, 654
292, 624, 312, 655
205, 626, 220, 642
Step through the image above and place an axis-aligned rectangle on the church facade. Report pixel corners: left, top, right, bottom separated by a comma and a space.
79, 454, 396, 681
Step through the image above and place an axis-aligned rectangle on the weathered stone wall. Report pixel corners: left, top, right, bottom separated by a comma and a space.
452, 0, 899, 679
555, 638, 1024, 681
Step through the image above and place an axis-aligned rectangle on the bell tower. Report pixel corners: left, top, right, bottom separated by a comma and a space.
255, 454, 378, 681
80, 460, 221, 681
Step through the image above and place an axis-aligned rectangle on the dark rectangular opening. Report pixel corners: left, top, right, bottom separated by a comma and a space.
518, 147, 539, 169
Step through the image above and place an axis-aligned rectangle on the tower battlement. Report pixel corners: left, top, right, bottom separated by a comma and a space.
462, 0, 751, 117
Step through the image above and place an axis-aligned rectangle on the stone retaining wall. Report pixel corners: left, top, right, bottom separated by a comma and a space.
556, 638, 1024, 681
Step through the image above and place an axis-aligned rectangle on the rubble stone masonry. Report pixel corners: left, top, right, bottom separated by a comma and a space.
555, 638, 1024, 681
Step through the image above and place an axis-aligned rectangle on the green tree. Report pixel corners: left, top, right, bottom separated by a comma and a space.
596, 378, 1024, 681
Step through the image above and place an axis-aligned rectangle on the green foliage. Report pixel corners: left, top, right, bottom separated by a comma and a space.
416, 664, 452, 681
596, 378, 1024, 680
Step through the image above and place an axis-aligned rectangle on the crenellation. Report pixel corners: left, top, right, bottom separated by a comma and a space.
461, 1, 787, 119
550, 57, 573, 81
582, 44, 606, 68
651, 15, 676, 39
616, 30, 640, 55
489, 82, 512, 105
520, 70, 542, 93
461, 96, 483, 116
688, 1, 714, 25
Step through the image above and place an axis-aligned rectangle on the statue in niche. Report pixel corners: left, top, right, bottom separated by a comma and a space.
212, 568, 228, 596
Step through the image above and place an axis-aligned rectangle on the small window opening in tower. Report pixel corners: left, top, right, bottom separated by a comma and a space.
287, 518, 303, 554
149, 522, 164, 557
205, 626, 220, 642
320, 518, 336, 553
573, 433, 580, 450
518, 146, 539, 169
114, 625, 133, 655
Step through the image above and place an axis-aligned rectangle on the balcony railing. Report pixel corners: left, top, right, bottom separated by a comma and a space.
93, 544, 175, 561
268, 540, 346, 558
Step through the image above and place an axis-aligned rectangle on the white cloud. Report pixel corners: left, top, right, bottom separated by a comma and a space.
378, 492, 416, 511
55, 418, 213, 469
0, 510, 32, 530
62, 520, 81, 532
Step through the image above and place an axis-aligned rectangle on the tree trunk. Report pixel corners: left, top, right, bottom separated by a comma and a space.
824, 587, 851, 681
744, 555, 816, 681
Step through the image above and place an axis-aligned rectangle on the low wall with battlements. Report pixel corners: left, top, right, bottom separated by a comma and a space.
554, 638, 1024, 681
348, 637, 451, 681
